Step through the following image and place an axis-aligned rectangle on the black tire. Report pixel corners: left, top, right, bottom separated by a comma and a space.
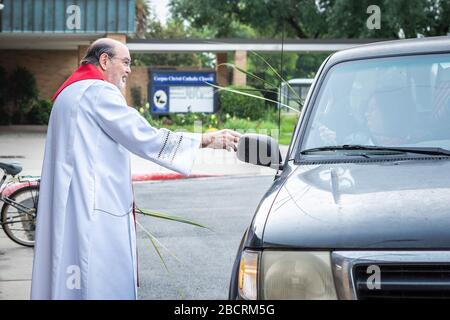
1, 185, 39, 247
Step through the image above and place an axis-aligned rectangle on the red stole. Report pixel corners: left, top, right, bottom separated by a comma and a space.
52, 64, 105, 101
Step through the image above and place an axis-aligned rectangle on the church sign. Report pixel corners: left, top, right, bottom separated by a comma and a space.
149, 70, 217, 115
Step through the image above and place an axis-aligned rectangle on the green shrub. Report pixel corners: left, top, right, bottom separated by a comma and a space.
9, 67, 38, 108
8, 67, 39, 124
0, 67, 8, 125
27, 99, 53, 125
219, 85, 267, 121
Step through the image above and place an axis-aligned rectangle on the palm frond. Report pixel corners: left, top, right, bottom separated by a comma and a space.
137, 220, 169, 272
250, 51, 303, 104
217, 62, 279, 89
207, 83, 301, 114
136, 207, 212, 231
136, 219, 186, 299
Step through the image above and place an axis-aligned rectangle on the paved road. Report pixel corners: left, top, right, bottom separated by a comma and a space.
135, 175, 275, 300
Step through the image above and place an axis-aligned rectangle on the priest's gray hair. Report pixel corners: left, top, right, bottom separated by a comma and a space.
80, 39, 116, 66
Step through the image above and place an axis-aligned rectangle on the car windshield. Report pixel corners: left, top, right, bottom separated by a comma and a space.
301, 53, 450, 154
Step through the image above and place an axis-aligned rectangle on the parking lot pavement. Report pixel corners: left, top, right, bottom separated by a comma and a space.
0, 232, 33, 300
0, 127, 47, 177
135, 175, 275, 299
0, 126, 287, 177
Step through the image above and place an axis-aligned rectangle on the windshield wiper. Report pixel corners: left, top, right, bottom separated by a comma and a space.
301, 145, 450, 156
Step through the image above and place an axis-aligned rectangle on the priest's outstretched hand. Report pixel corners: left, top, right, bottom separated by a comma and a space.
201, 129, 241, 152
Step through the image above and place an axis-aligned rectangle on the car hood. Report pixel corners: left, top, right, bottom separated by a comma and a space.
263, 158, 450, 249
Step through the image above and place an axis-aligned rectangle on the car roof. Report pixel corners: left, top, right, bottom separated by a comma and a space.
328, 36, 450, 65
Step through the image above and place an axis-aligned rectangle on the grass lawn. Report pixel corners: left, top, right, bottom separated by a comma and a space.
152, 113, 299, 146
224, 113, 299, 146
278, 113, 299, 146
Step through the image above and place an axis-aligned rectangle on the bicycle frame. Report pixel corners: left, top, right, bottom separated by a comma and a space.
1, 196, 36, 215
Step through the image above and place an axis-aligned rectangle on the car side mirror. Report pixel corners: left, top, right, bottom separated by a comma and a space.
237, 134, 283, 170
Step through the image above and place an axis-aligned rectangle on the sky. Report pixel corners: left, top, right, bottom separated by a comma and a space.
147, 0, 170, 25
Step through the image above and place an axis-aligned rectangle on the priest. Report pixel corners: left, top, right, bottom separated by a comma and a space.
31, 38, 241, 300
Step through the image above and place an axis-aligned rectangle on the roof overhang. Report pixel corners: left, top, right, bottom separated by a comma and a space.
0, 35, 389, 53
0, 33, 102, 50
126, 38, 386, 53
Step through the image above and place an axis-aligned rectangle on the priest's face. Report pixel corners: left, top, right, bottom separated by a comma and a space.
104, 43, 132, 91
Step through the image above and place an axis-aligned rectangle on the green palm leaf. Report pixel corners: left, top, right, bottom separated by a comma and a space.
217, 62, 279, 89
136, 219, 182, 265
250, 51, 303, 104
207, 83, 300, 114
136, 207, 211, 230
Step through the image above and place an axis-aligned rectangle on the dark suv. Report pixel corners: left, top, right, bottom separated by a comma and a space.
229, 36, 450, 300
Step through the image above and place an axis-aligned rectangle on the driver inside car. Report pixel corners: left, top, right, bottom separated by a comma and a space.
318, 91, 412, 147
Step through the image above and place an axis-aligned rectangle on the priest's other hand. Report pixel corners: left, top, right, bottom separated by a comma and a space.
201, 129, 242, 152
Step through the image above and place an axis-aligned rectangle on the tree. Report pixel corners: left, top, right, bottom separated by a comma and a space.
131, 20, 210, 68
325, 0, 443, 38
295, 52, 330, 78
170, 0, 450, 39
432, 0, 450, 36
170, 0, 326, 38
135, 0, 150, 39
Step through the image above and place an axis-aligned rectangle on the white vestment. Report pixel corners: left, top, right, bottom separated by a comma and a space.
31, 80, 201, 300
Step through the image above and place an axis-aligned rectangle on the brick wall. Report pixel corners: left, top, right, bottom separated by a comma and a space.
0, 50, 79, 100
125, 66, 149, 107
0, 49, 149, 106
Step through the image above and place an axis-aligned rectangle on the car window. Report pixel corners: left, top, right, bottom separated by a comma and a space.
301, 53, 450, 152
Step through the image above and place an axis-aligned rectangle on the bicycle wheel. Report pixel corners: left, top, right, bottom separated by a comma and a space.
1, 185, 39, 247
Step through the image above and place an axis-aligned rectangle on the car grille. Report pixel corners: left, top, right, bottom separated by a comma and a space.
353, 264, 450, 299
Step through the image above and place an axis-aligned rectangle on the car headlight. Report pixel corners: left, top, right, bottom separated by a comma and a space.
261, 251, 337, 300
238, 250, 259, 300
